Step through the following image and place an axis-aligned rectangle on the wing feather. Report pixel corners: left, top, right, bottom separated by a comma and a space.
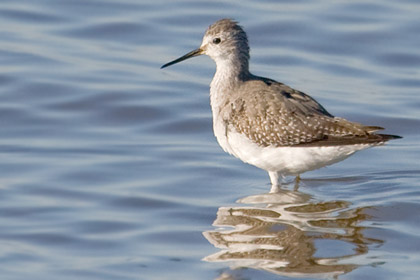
224, 78, 398, 147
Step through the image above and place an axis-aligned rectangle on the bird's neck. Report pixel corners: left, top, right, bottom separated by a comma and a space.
210, 56, 250, 106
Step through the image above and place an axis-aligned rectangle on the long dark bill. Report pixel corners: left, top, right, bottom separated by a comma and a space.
161, 48, 203, 69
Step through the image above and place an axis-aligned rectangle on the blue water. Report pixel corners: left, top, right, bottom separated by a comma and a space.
0, 0, 419, 279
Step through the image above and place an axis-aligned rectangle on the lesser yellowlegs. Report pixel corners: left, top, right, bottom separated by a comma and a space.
161, 19, 401, 187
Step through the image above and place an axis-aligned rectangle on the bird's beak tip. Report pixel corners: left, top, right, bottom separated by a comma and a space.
161, 48, 203, 69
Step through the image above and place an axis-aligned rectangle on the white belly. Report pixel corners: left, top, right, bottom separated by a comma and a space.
213, 121, 372, 176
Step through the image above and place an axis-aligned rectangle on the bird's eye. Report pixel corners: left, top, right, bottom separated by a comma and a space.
213, 38, 221, 44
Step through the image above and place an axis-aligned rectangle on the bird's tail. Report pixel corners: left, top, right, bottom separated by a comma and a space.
374, 133, 402, 141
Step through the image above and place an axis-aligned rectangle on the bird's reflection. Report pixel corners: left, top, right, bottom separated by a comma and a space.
203, 184, 383, 279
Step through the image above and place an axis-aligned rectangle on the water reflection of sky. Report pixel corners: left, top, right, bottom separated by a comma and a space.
0, 0, 419, 279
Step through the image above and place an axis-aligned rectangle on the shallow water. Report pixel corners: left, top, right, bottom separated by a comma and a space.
0, 0, 419, 279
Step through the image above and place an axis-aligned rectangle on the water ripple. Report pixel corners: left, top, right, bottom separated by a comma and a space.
0, 0, 418, 279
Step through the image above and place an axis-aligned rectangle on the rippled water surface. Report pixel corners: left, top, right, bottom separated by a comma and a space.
1, 0, 419, 279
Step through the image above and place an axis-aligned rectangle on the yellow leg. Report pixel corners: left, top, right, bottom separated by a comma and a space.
294, 175, 301, 191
